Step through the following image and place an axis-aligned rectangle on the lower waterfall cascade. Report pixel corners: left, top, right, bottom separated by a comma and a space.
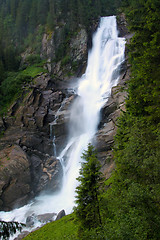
0, 15, 125, 237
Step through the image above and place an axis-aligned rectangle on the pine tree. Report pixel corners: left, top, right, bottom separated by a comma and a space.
0, 221, 25, 239
75, 144, 103, 231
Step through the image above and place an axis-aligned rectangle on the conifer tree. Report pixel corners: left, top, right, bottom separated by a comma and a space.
75, 144, 103, 231
0, 221, 25, 239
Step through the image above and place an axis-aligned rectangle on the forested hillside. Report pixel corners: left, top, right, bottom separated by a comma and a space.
105, 0, 160, 239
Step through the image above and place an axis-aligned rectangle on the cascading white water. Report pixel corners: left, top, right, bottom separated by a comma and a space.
0, 16, 125, 234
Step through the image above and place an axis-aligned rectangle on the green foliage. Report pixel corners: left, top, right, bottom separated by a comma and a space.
0, 0, 121, 59
0, 0, 121, 115
0, 221, 25, 240
105, 130, 160, 238
21, 64, 46, 78
24, 214, 78, 240
3, 46, 20, 71
75, 144, 104, 232
0, 63, 46, 115
25, 55, 42, 66
122, 0, 160, 122
0, 60, 5, 84
23, 211, 107, 240
61, 55, 71, 66
103, 1, 160, 239
24, 146, 106, 240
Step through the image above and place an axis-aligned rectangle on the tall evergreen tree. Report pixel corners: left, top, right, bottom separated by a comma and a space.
28, 0, 38, 33
16, 0, 32, 41
37, 0, 49, 25
75, 144, 103, 232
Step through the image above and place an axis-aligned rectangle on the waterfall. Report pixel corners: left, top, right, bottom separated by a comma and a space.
0, 15, 125, 234
49, 98, 68, 157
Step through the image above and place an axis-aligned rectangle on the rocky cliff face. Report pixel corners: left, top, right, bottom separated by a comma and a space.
0, 74, 63, 210
40, 27, 87, 79
0, 15, 130, 211
0, 25, 88, 211
95, 13, 131, 179
96, 59, 130, 179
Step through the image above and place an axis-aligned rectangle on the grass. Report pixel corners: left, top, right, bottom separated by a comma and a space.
21, 64, 45, 78
0, 61, 47, 115
24, 214, 79, 240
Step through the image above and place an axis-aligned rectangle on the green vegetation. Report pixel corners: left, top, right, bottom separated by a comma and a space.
0, 0, 120, 69
24, 146, 106, 240
24, 214, 78, 240
103, 0, 160, 239
0, 0, 121, 116
0, 221, 25, 240
0, 62, 46, 115
75, 144, 104, 238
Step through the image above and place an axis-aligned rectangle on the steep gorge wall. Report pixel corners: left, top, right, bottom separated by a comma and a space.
0, 15, 130, 211
0, 26, 88, 211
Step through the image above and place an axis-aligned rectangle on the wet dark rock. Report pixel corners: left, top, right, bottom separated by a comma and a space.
37, 156, 63, 193
0, 145, 31, 211
0, 72, 68, 210
37, 212, 56, 223
26, 215, 35, 228
14, 231, 30, 240
55, 209, 66, 221
117, 13, 129, 38
95, 16, 131, 177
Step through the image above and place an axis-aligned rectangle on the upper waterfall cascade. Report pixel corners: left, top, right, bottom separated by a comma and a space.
0, 15, 125, 234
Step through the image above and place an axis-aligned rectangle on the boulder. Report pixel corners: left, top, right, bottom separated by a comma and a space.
37, 212, 56, 223
26, 215, 35, 228
14, 231, 30, 240
55, 210, 66, 221
0, 145, 31, 211
37, 156, 63, 193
